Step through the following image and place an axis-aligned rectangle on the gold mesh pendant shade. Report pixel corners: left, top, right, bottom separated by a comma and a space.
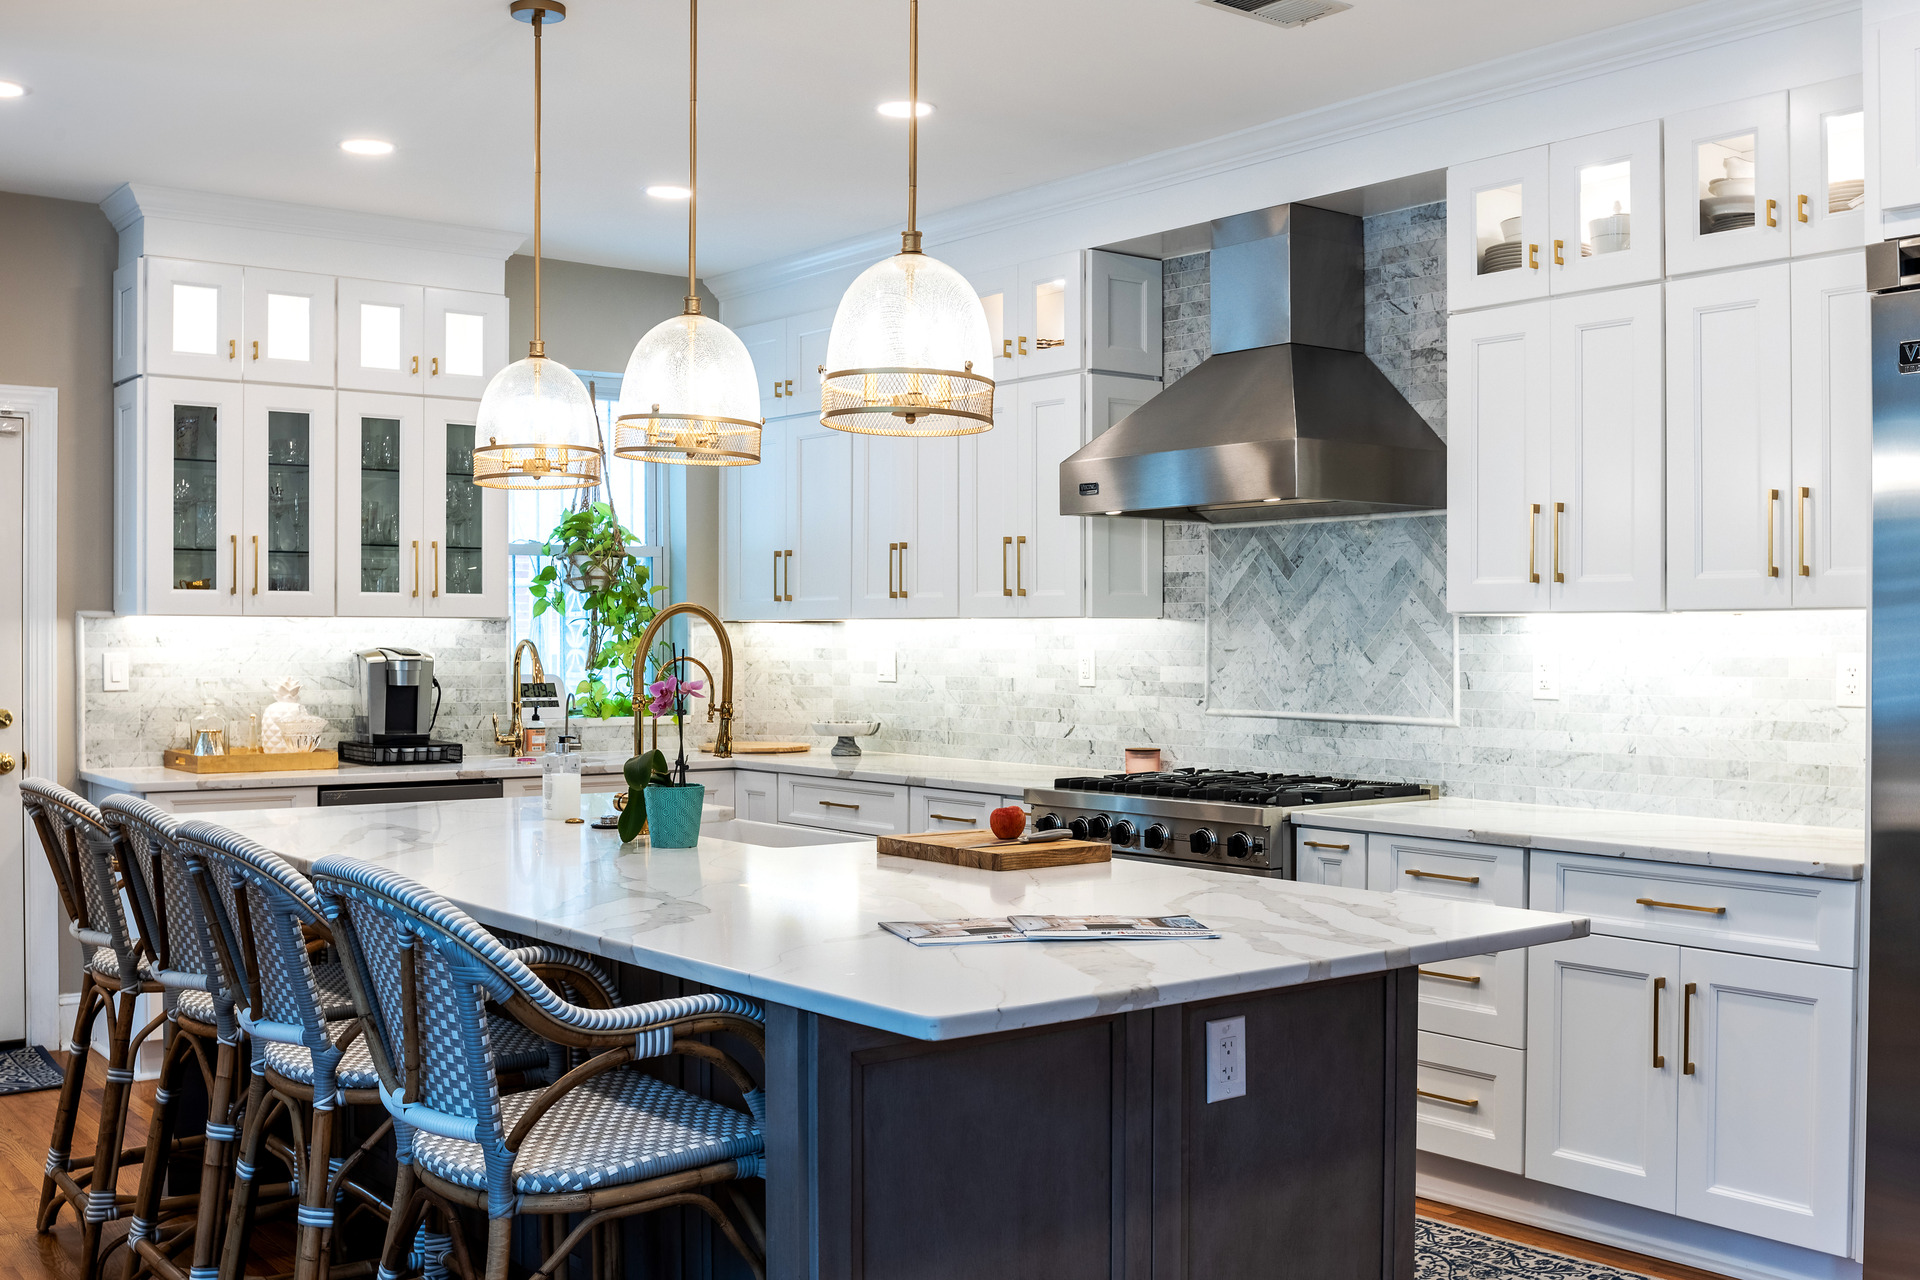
474, 0, 604, 490
821, 0, 994, 438
613, 0, 763, 466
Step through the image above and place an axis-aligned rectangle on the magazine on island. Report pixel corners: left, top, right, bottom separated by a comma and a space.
880, 918, 1028, 946
880, 914, 1218, 946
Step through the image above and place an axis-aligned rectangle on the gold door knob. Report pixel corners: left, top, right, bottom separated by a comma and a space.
0, 753, 15, 775
0, 708, 12, 729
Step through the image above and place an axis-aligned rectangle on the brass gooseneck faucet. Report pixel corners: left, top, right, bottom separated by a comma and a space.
493, 638, 547, 752
631, 603, 734, 759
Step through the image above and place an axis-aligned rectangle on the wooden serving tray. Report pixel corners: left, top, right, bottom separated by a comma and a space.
162, 748, 339, 774
877, 829, 1111, 872
701, 741, 812, 754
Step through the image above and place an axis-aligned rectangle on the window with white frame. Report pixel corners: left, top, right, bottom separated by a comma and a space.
507, 372, 669, 712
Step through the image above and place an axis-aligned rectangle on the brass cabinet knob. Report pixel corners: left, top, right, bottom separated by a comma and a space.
0, 753, 15, 775
0, 708, 12, 729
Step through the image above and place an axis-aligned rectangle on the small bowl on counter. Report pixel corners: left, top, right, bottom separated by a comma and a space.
810, 721, 881, 758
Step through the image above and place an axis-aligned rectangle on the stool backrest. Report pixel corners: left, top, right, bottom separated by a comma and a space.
101, 796, 227, 1029
22, 779, 150, 985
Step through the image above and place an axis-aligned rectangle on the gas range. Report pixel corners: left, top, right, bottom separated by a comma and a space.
1022, 770, 1438, 878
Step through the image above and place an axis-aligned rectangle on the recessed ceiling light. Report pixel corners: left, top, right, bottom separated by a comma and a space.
646, 184, 692, 200
340, 138, 394, 156
0, 81, 26, 99
877, 100, 933, 119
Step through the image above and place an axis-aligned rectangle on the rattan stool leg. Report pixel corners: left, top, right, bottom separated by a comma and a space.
291, 1103, 335, 1280
187, 1032, 243, 1280
483, 1217, 511, 1280
79, 988, 141, 1280
219, 1069, 272, 1280
125, 1021, 194, 1274
39, 975, 104, 1232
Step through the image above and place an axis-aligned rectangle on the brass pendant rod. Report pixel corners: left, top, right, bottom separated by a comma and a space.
685, 0, 700, 314
906, 0, 917, 240
531, 10, 546, 357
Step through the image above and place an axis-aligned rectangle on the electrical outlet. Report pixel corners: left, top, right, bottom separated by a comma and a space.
102, 650, 130, 692
1837, 652, 1865, 708
1532, 657, 1560, 701
1206, 1016, 1246, 1103
1077, 652, 1096, 688
877, 650, 897, 684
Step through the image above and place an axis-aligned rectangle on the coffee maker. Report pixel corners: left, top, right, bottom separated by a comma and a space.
341, 647, 464, 765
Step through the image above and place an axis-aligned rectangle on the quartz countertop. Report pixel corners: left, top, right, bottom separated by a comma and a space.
1300, 797, 1864, 881
205, 796, 1586, 1041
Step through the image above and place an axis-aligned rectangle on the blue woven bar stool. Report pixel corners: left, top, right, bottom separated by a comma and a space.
311, 855, 769, 1280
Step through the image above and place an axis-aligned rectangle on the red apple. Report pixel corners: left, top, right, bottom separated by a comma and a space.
989, 805, 1027, 841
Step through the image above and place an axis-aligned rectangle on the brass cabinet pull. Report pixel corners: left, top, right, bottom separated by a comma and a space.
1552, 501, 1565, 583
1002, 338, 1012, 359
229, 338, 236, 360
898, 541, 908, 598
252, 339, 259, 361
411, 540, 420, 598
1765, 198, 1778, 228
1652, 976, 1667, 1069
1635, 896, 1725, 915
1683, 981, 1697, 1075
1302, 840, 1350, 850
411, 355, 420, 375
1405, 868, 1480, 885
1797, 193, 1810, 223
929, 812, 977, 824
1528, 503, 1541, 584
432, 540, 440, 598
772, 551, 780, 602
432, 356, 440, 376
1528, 243, 1539, 270
1002, 535, 1013, 597
1798, 486, 1810, 577
1016, 534, 1027, 597
784, 379, 794, 397
1018, 336, 1029, 356
252, 535, 259, 595
1553, 239, 1565, 266
784, 549, 793, 602
1418, 968, 1481, 985
229, 535, 237, 595
888, 542, 898, 598
1417, 1089, 1479, 1109
819, 800, 861, 811
1766, 488, 1780, 578
773, 380, 784, 398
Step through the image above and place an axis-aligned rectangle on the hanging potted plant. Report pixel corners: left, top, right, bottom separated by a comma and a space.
525, 501, 665, 719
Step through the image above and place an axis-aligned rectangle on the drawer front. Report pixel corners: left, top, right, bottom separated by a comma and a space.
1415, 1030, 1525, 1174
1530, 851, 1858, 966
1416, 949, 1526, 1050
1368, 833, 1526, 908
909, 787, 1004, 834
582, 773, 627, 795
736, 770, 779, 824
696, 770, 735, 809
780, 775, 909, 836
149, 786, 318, 813
1295, 827, 1366, 889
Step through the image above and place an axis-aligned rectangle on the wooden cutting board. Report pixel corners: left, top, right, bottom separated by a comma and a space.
700, 741, 811, 754
877, 829, 1111, 872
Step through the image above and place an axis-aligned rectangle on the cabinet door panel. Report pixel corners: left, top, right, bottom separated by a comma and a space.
1015, 375, 1085, 617
1086, 251, 1162, 377
424, 288, 509, 400
1447, 148, 1551, 310
143, 377, 246, 614
1086, 374, 1163, 618
903, 436, 960, 618
1525, 935, 1680, 1211
735, 320, 787, 420
338, 280, 426, 394
1548, 121, 1663, 295
1294, 828, 1364, 888
1877, 15, 1920, 212
784, 308, 836, 418
336, 392, 426, 616
113, 264, 140, 385
1790, 252, 1870, 607
735, 769, 778, 824
851, 435, 912, 617
969, 266, 1019, 384
242, 267, 335, 388
1015, 252, 1082, 379
1789, 77, 1865, 258
241, 385, 335, 616
424, 399, 506, 618
959, 396, 1021, 618
786, 422, 851, 619
1664, 94, 1791, 276
1417, 1031, 1526, 1174
1549, 284, 1665, 611
1665, 266, 1794, 609
1675, 948, 1853, 1254
722, 423, 786, 620
1447, 303, 1551, 613
145, 258, 245, 381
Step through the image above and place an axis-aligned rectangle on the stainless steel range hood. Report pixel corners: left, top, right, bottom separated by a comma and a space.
1059, 203, 1445, 522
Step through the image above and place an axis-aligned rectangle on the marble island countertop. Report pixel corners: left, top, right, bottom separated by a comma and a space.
206, 796, 1586, 1041
1301, 797, 1864, 880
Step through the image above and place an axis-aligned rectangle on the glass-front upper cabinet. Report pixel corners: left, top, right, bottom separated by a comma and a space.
132, 377, 244, 615
1447, 146, 1551, 311
425, 288, 511, 400
240, 269, 335, 388
424, 399, 507, 618
240, 386, 335, 615
140, 259, 245, 381
1664, 92, 1791, 275
336, 392, 426, 617
969, 266, 1019, 385
1788, 77, 1864, 258
1015, 252, 1082, 379
337, 280, 427, 396
1548, 121, 1663, 295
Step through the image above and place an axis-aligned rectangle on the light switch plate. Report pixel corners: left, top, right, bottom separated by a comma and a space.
1532, 657, 1560, 700
1077, 652, 1096, 688
102, 650, 131, 692
1837, 652, 1865, 707
1206, 1016, 1246, 1103
877, 650, 897, 684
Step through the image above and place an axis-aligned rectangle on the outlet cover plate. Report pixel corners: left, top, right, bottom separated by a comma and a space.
1837, 652, 1865, 707
1532, 657, 1560, 700
877, 650, 897, 684
1077, 652, 1096, 688
1206, 1015, 1246, 1103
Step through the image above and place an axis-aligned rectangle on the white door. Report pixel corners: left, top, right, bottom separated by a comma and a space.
1446, 302, 1551, 613
337, 280, 426, 395
1086, 374, 1163, 619
959, 394, 1022, 618
722, 423, 787, 621
240, 385, 336, 616
1548, 121, 1663, 295
1665, 265, 1794, 609
240, 267, 335, 388
1086, 251, 1162, 377
1790, 252, 1870, 607
1788, 77, 1865, 258
1014, 375, 1084, 617
1446, 147, 1551, 310
0, 402, 23, 1040
1674, 948, 1854, 1254
1525, 934, 1680, 1212
424, 288, 510, 400
784, 422, 851, 619
336, 392, 426, 616
783, 308, 836, 418
734, 320, 788, 421
1663, 93, 1791, 276
144, 258, 246, 380
144, 377, 246, 615
423, 399, 507, 619
1548, 284, 1665, 612
1876, 15, 1920, 211
970, 265, 1019, 384
1016, 252, 1082, 379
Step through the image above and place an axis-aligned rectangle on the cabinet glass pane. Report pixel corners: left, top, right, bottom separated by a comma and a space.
1033, 277, 1067, 350
444, 422, 483, 595
445, 312, 485, 377
266, 410, 310, 593
1827, 111, 1865, 214
266, 293, 311, 362
171, 403, 218, 590
980, 290, 1006, 356
360, 416, 403, 593
360, 303, 403, 370
1695, 133, 1756, 235
1577, 160, 1632, 256
1473, 185, 1524, 275
172, 285, 219, 355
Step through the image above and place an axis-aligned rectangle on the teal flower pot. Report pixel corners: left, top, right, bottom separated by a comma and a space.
644, 783, 705, 848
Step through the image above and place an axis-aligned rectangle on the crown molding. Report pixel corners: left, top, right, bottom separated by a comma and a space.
100, 183, 527, 261
707, 0, 1857, 303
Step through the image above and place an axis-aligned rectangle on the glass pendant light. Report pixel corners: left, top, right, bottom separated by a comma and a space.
613, 0, 763, 466
820, 0, 994, 438
473, 0, 603, 491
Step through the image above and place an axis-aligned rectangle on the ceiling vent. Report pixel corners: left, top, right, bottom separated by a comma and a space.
1200, 0, 1352, 27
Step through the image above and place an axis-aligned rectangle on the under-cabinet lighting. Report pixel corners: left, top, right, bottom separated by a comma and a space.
877, 100, 933, 118
340, 138, 395, 156
646, 184, 693, 199
0, 81, 26, 99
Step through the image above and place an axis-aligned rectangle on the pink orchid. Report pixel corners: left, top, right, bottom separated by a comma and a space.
645, 675, 705, 718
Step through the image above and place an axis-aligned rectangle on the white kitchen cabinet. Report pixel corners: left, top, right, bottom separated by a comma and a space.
1014, 252, 1082, 380
1665, 265, 1795, 610
908, 787, 1003, 834
1293, 828, 1366, 888
1447, 147, 1551, 311
424, 288, 510, 400
721, 422, 788, 621
1664, 93, 1792, 276
337, 392, 426, 616
240, 384, 335, 615
141, 786, 319, 814
123, 376, 246, 614
969, 251, 1160, 380
1674, 948, 1853, 1255
1085, 374, 1164, 619
240, 268, 336, 388
1877, 16, 1920, 213
1547, 122, 1664, 296
338, 281, 508, 398
736, 310, 835, 420
719, 419, 850, 621
1085, 252, 1162, 378
851, 435, 958, 618
735, 319, 788, 422
423, 399, 508, 618
734, 770, 778, 824
1788, 78, 1866, 258
1789, 252, 1871, 607
1416, 1030, 1527, 1175
972, 265, 1020, 384
141, 258, 246, 380
959, 374, 1086, 618
1525, 934, 1680, 1212
778, 774, 909, 836
1446, 302, 1552, 612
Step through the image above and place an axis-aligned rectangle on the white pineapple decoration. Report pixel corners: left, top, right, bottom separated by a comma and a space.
261, 679, 306, 753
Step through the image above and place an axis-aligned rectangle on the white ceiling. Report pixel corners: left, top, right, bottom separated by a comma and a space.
3, 0, 1708, 277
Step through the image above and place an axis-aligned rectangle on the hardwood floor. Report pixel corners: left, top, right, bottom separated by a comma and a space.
1419, 1198, 1737, 1280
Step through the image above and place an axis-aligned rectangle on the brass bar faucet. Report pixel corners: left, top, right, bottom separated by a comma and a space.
493, 638, 546, 752
631, 603, 734, 759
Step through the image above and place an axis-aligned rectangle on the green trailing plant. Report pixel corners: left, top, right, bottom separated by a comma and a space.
524, 501, 665, 718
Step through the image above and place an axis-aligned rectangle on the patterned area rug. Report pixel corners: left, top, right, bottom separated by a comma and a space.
0, 1045, 65, 1096
1418, 1218, 1654, 1279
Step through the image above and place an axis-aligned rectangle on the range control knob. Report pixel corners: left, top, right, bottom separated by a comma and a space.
1035, 813, 1062, 832
1143, 824, 1169, 850
1189, 828, 1218, 855
1088, 815, 1111, 840
1069, 817, 1092, 840
1226, 832, 1253, 859
1110, 819, 1136, 846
